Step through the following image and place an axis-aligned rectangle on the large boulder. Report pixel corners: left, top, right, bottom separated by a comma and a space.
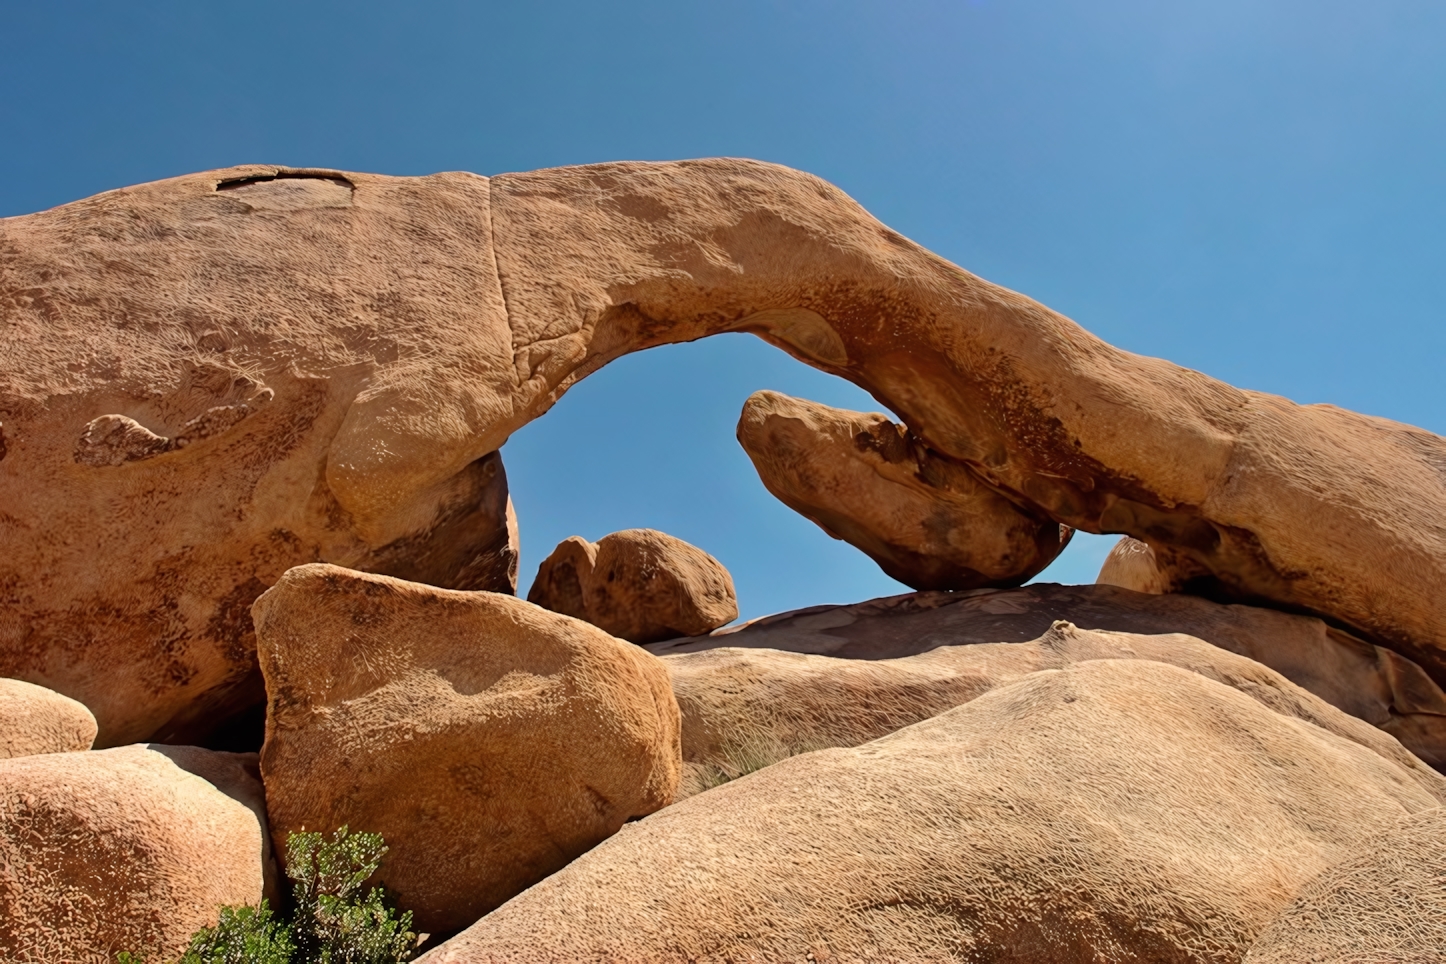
0, 678, 97, 758
8, 158, 1446, 735
0, 744, 268, 963
254, 563, 681, 935
528, 529, 737, 643
1245, 806, 1446, 963
735, 389, 1070, 589
1097, 535, 1170, 593
649, 582, 1446, 769
666, 621, 1446, 798
420, 660, 1442, 963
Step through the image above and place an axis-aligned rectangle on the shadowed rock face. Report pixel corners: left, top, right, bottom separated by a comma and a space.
6, 158, 1446, 740
736, 389, 1070, 590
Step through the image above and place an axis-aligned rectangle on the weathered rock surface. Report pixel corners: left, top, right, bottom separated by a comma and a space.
7, 158, 1446, 739
666, 621, 1446, 799
649, 582, 1446, 769
736, 389, 1071, 590
0, 678, 97, 758
0, 744, 268, 963
421, 660, 1442, 963
254, 563, 681, 935
528, 529, 737, 643
1245, 806, 1446, 963
1098, 535, 1170, 593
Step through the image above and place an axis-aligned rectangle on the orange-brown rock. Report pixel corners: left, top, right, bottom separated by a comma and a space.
528, 529, 737, 643
665, 621, 1446, 798
254, 563, 681, 935
0, 678, 97, 758
1245, 806, 1446, 963
649, 582, 1446, 770
1097, 535, 1171, 593
419, 661, 1443, 963
7, 158, 1446, 740
0, 744, 268, 963
736, 390, 1070, 590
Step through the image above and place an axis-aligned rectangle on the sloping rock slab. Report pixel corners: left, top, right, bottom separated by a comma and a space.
665, 622, 1446, 800
420, 661, 1442, 963
649, 583, 1446, 768
1245, 806, 1446, 963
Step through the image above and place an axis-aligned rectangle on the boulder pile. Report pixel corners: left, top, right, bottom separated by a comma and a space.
1, 159, 1443, 961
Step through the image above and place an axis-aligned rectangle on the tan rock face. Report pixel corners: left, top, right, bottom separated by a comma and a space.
1245, 806, 1446, 963
0, 744, 268, 963
7, 158, 1446, 738
420, 660, 1441, 963
736, 389, 1070, 590
0, 678, 97, 758
649, 582, 1446, 770
666, 622, 1446, 799
528, 529, 737, 643
254, 563, 682, 935
1097, 535, 1171, 593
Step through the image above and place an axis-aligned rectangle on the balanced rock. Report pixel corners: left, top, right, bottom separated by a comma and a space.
1245, 806, 1446, 963
0, 678, 97, 758
736, 389, 1070, 590
421, 660, 1441, 963
254, 563, 682, 935
8, 158, 1446, 739
666, 621, 1446, 799
650, 582, 1446, 769
0, 744, 268, 963
528, 529, 737, 643
1097, 535, 1170, 593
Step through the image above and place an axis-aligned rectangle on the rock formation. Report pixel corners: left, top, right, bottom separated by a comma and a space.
736, 389, 1071, 589
0, 744, 268, 963
0, 678, 97, 758
419, 660, 1442, 963
1097, 535, 1171, 593
649, 582, 1446, 769
1245, 806, 1446, 963
665, 621, 1446, 798
528, 529, 737, 643
253, 564, 682, 935
7, 158, 1446, 741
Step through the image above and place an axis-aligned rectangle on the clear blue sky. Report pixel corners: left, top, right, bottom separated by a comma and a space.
4, 2, 1443, 619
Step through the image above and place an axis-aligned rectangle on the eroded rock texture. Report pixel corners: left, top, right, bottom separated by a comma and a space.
420, 661, 1441, 964
528, 529, 737, 643
736, 389, 1070, 589
0, 744, 268, 963
6, 158, 1446, 739
0, 678, 97, 758
254, 564, 681, 935
665, 622, 1446, 798
649, 583, 1446, 769
1245, 806, 1446, 963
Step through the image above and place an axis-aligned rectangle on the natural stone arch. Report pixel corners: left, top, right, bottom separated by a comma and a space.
4, 158, 1445, 743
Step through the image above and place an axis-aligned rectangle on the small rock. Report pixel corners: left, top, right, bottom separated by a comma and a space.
530, 529, 737, 643
1096, 535, 1171, 593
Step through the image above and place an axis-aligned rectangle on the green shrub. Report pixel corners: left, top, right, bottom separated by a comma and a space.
119, 826, 416, 964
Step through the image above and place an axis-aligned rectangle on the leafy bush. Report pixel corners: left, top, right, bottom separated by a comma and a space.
120, 827, 416, 964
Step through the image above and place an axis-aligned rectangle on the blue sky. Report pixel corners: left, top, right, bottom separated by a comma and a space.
4, 2, 1443, 618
